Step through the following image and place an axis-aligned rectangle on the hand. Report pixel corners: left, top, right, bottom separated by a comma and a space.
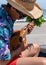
23, 21, 34, 34
27, 22, 34, 34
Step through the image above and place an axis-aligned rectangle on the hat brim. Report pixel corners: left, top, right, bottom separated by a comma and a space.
7, 0, 43, 19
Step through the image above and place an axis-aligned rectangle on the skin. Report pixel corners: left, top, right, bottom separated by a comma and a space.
0, 43, 40, 65
0, 4, 46, 65
2, 4, 20, 20
10, 43, 40, 58
17, 57, 46, 65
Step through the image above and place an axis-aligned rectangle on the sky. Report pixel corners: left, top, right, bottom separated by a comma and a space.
0, 0, 46, 9
37, 0, 46, 9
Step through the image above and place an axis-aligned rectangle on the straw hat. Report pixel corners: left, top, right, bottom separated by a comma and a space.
7, 0, 43, 19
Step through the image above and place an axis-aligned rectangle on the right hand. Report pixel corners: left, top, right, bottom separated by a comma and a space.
23, 22, 34, 34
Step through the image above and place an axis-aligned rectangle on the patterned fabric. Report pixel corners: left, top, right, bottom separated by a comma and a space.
0, 7, 14, 60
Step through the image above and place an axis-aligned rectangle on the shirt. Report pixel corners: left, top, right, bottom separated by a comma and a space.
0, 6, 14, 60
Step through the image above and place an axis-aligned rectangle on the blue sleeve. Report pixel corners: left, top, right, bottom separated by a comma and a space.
0, 7, 13, 60
0, 26, 11, 60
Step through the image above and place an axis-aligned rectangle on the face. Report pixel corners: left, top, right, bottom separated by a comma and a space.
2, 4, 20, 20
9, 7, 20, 20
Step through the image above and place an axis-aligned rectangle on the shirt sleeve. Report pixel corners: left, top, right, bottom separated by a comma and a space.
0, 26, 11, 60
0, 7, 12, 60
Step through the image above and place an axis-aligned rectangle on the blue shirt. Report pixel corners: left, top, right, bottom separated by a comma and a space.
0, 7, 14, 60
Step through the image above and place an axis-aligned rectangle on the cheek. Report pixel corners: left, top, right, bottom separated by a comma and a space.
8, 8, 20, 20
10, 11, 20, 20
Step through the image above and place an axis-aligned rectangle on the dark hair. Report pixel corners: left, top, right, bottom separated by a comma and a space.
7, 3, 12, 8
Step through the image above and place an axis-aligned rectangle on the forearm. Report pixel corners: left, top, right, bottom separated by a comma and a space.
17, 57, 46, 65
